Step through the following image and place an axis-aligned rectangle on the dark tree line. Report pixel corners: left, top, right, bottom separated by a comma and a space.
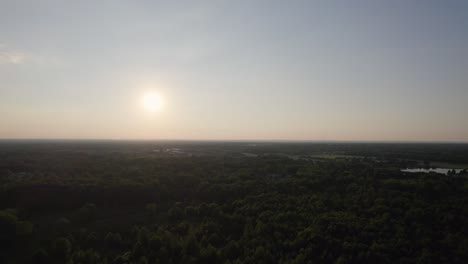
0, 142, 467, 263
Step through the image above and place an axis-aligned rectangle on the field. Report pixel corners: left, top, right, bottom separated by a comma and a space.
1, 141, 468, 264
429, 162, 468, 169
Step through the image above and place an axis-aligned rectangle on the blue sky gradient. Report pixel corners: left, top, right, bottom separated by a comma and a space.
1, 0, 467, 141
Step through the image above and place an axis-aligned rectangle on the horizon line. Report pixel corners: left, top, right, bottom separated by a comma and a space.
0, 138, 468, 144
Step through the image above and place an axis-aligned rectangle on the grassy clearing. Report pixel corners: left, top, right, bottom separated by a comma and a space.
311, 154, 360, 159
430, 162, 468, 169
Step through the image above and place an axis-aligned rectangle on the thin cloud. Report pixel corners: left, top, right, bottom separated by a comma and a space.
0, 47, 26, 64
0, 44, 62, 66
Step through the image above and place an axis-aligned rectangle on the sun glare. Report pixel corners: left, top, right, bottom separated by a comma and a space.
142, 92, 163, 112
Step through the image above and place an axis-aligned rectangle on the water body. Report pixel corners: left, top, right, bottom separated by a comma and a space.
401, 168, 464, 175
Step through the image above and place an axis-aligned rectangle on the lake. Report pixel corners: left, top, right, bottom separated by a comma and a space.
401, 168, 464, 175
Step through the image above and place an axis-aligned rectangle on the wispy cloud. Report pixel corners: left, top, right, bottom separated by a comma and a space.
0, 45, 26, 64
0, 44, 62, 66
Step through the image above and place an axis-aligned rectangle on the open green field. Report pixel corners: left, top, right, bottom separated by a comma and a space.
430, 162, 468, 169
310, 154, 361, 159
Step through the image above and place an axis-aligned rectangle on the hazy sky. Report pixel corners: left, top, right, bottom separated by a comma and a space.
1, 0, 467, 141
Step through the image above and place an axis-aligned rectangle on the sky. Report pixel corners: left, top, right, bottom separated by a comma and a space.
1, 0, 467, 141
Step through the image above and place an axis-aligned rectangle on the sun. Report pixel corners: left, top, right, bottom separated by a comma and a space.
142, 92, 163, 112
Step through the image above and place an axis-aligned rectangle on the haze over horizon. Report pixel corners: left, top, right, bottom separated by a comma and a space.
1, 0, 468, 142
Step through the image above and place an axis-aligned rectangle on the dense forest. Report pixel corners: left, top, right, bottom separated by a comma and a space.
1, 141, 468, 263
